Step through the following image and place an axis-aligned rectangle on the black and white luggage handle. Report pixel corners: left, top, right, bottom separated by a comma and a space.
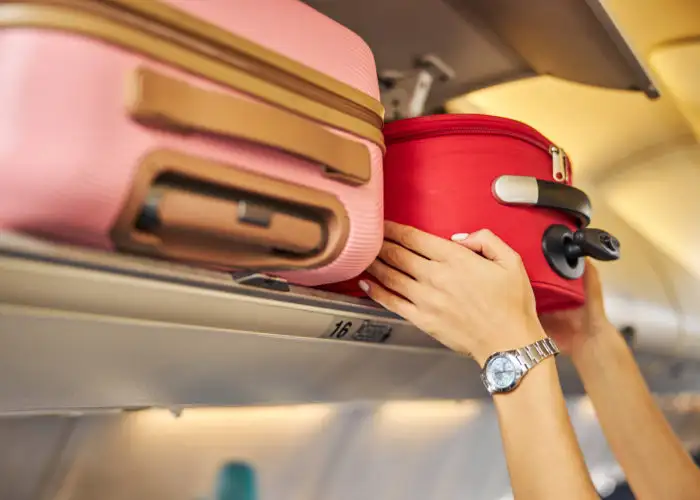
492, 175, 620, 279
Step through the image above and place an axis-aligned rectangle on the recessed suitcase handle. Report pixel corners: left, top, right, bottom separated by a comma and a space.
128, 68, 372, 186
112, 150, 351, 270
136, 186, 324, 255
492, 175, 592, 227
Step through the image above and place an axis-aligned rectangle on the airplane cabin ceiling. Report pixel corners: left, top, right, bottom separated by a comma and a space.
447, 0, 700, 302
600, 144, 700, 277
598, 145, 700, 351
601, 0, 700, 55
651, 40, 700, 138
605, 0, 700, 137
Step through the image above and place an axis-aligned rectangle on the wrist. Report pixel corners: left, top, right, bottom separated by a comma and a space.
570, 320, 624, 367
492, 356, 560, 407
474, 320, 549, 367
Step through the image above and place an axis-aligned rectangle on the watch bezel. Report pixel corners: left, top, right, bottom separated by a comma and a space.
481, 351, 526, 394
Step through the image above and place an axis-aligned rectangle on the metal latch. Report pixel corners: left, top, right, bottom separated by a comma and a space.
379, 54, 455, 121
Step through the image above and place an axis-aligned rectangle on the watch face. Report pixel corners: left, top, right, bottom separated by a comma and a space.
486, 355, 518, 390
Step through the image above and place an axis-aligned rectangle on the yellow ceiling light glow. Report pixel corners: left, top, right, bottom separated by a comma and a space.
446, 76, 691, 183
130, 404, 337, 430
377, 400, 482, 424
601, 0, 700, 58
651, 39, 700, 138
599, 144, 700, 278
129, 400, 486, 431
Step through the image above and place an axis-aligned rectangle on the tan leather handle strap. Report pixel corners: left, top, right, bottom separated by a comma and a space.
149, 187, 323, 255
128, 68, 372, 186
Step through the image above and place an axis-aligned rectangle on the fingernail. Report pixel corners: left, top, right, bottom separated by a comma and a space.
358, 280, 370, 293
451, 233, 469, 242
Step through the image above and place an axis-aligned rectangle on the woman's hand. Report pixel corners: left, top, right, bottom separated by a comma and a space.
360, 222, 546, 366
538, 262, 613, 355
360, 224, 600, 499
541, 265, 700, 500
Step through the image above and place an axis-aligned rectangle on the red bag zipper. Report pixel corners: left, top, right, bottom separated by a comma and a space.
383, 115, 571, 183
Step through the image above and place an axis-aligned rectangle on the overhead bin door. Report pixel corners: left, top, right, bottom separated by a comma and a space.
301, 0, 657, 113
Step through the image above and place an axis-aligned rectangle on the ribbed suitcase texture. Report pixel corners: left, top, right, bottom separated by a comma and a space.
0, 0, 384, 286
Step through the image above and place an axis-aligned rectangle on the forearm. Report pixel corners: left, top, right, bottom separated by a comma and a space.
572, 322, 700, 500
494, 357, 598, 500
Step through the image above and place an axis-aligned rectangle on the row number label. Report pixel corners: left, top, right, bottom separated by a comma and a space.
322, 318, 393, 344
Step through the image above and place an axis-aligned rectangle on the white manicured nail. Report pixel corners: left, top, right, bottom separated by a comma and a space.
451, 233, 470, 242
358, 280, 370, 293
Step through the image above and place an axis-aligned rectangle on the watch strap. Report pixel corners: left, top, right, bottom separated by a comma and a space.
515, 337, 559, 370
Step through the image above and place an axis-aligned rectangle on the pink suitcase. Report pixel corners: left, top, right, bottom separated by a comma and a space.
0, 0, 385, 286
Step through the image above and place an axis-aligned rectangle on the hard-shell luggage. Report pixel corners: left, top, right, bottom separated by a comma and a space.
0, 0, 385, 286
325, 114, 620, 313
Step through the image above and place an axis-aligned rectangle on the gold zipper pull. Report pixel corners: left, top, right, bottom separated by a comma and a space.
550, 145, 568, 183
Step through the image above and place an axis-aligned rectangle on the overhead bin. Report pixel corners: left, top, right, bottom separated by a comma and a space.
0, 230, 697, 414
0, 232, 499, 413
650, 39, 700, 138
445, 0, 656, 94
0, 232, 466, 413
301, 0, 657, 116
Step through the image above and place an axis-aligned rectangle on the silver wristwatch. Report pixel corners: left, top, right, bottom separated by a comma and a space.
481, 338, 560, 395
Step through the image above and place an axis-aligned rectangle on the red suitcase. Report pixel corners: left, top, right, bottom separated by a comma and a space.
325, 114, 620, 313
